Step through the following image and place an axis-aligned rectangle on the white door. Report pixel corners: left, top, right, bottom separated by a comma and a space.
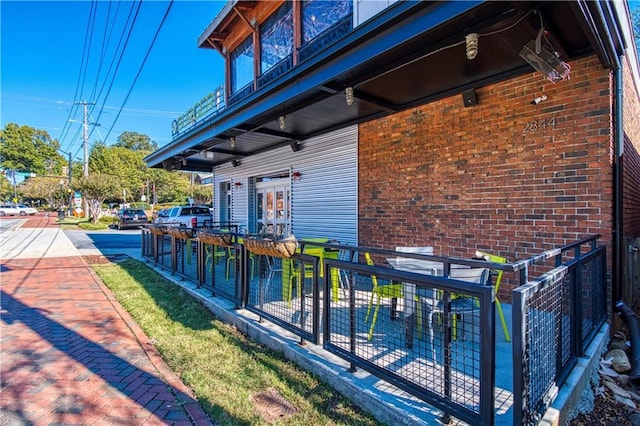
255, 178, 290, 236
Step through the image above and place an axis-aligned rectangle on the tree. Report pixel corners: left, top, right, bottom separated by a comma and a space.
113, 131, 158, 152
0, 123, 66, 176
0, 173, 12, 201
73, 173, 120, 222
89, 142, 148, 202
89, 139, 194, 205
149, 169, 192, 203
190, 184, 213, 205
19, 176, 69, 208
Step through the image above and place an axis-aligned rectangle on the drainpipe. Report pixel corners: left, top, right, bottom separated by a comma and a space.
614, 300, 640, 384
590, 0, 624, 307
613, 65, 623, 307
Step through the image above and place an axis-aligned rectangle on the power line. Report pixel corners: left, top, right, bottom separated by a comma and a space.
87, 0, 143, 143
60, 1, 140, 151
87, 1, 116, 104
101, 1, 174, 145
58, 1, 96, 149
88, 0, 138, 123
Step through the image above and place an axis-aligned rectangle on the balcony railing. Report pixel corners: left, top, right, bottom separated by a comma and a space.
171, 86, 225, 137
170, 14, 354, 140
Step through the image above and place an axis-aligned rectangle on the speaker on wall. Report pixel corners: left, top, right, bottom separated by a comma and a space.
462, 89, 477, 107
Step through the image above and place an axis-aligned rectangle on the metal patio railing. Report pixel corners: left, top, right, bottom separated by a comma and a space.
512, 238, 607, 425
140, 230, 607, 425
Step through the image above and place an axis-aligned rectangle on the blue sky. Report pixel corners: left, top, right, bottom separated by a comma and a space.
1, 1, 226, 160
2, 0, 640, 163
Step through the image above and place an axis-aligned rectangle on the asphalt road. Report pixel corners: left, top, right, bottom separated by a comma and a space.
64, 228, 144, 259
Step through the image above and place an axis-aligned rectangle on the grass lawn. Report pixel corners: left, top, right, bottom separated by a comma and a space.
58, 216, 110, 230
91, 258, 380, 426
58, 215, 117, 230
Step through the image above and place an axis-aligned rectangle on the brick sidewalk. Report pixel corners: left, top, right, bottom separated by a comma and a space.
1, 215, 213, 425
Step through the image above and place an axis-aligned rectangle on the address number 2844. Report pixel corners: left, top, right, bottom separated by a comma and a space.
523, 117, 556, 133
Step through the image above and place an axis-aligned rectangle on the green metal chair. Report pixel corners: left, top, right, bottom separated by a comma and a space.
226, 239, 255, 281
364, 252, 404, 340
475, 251, 511, 342
204, 244, 226, 267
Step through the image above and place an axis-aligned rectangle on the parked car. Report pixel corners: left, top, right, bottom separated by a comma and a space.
0, 204, 20, 216
115, 208, 148, 230
14, 204, 37, 216
154, 205, 212, 228
152, 208, 169, 223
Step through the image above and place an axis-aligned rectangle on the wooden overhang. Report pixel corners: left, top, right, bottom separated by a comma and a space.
146, 0, 626, 172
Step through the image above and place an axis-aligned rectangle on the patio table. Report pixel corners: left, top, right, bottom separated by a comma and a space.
386, 257, 469, 349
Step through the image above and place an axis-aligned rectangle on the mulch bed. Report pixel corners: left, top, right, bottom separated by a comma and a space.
84, 254, 130, 264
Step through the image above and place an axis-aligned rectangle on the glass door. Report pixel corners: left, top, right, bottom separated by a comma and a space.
255, 178, 290, 236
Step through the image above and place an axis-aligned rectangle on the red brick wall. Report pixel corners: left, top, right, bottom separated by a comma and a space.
359, 56, 613, 286
622, 60, 640, 238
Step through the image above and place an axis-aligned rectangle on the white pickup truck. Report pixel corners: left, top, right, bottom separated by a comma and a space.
155, 205, 212, 228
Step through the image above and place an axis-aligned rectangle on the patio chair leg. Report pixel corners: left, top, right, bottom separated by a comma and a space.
496, 299, 511, 342
364, 291, 376, 323
428, 312, 437, 361
367, 296, 381, 340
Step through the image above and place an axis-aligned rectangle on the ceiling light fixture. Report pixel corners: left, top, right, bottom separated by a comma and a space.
230, 137, 236, 149
278, 116, 286, 131
465, 33, 479, 60
345, 87, 354, 105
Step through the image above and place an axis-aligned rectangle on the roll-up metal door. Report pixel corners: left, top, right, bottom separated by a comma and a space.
211, 126, 357, 245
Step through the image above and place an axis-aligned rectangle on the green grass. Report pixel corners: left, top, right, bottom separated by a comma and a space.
91, 259, 381, 426
57, 216, 112, 230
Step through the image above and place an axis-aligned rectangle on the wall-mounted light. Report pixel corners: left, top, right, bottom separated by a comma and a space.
231, 159, 240, 168
345, 87, 354, 106
531, 94, 547, 105
230, 137, 236, 149
290, 141, 300, 152
465, 33, 479, 60
201, 150, 209, 159
278, 116, 286, 130
181, 158, 187, 166
292, 171, 302, 180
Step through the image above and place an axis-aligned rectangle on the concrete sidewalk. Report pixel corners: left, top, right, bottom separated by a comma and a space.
0, 215, 212, 425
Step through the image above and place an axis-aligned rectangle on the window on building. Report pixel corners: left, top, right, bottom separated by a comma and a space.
301, 0, 352, 43
230, 35, 254, 95
219, 181, 230, 224
260, 2, 293, 74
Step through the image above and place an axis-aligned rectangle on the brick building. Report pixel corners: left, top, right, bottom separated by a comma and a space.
147, 0, 640, 308
143, 1, 640, 422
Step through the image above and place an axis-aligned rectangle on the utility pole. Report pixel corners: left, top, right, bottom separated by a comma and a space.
74, 101, 95, 178
74, 101, 95, 217
67, 151, 73, 215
